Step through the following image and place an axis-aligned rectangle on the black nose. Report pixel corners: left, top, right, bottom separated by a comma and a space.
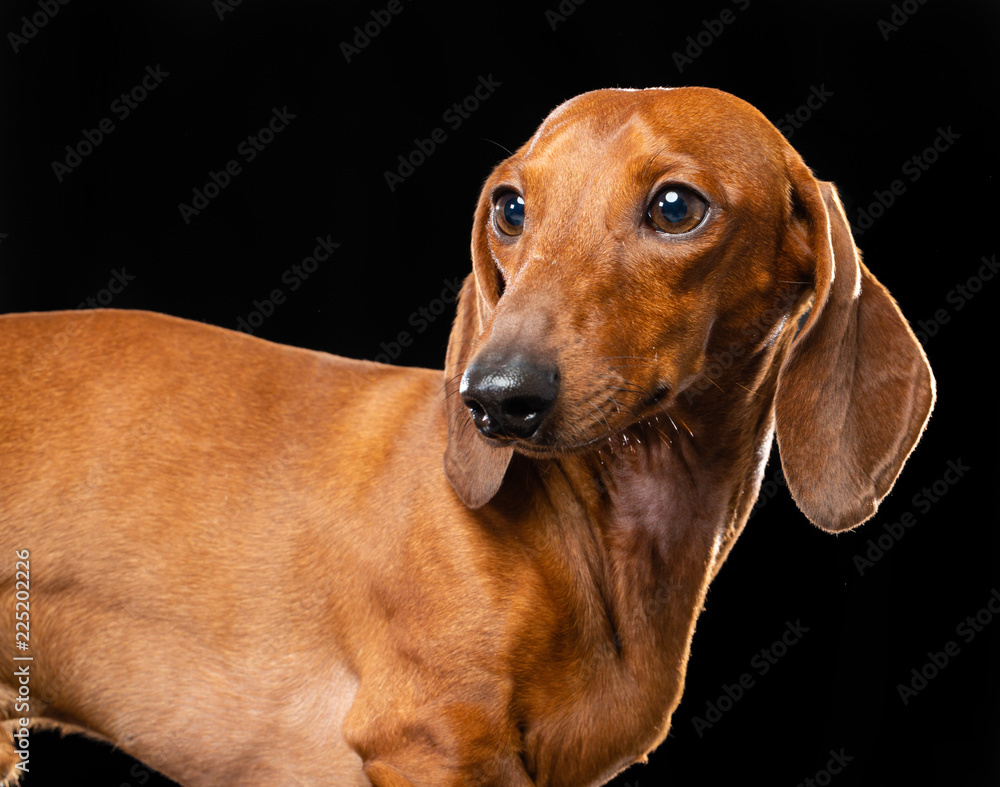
461, 355, 559, 440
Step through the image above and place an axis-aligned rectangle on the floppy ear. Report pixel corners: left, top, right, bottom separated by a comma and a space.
775, 161, 936, 532
443, 274, 513, 508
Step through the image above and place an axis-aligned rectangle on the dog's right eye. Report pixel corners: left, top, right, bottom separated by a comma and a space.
647, 185, 707, 234
493, 192, 525, 236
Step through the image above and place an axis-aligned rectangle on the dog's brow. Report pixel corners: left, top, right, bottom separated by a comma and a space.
639, 146, 678, 180
494, 154, 526, 184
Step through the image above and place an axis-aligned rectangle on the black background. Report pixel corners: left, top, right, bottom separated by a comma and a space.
1, 1, 997, 785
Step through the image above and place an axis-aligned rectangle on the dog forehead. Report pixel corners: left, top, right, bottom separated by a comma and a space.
516, 87, 788, 186
537, 86, 776, 136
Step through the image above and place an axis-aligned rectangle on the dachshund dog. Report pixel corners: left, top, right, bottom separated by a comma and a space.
0, 87, 934, 786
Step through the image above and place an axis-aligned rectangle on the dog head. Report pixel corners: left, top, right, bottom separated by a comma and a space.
443, 87, 935, 531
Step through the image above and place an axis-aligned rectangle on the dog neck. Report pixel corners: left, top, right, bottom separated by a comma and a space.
484, 374, 778, 782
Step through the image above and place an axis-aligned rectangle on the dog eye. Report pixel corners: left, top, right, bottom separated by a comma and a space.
647, 185, 707, 234
493, 192, 525, 236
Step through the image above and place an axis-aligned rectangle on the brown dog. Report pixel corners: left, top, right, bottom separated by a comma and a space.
0, 87, 934, 786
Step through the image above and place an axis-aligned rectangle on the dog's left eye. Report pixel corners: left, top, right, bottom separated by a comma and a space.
494, 192, 525, 236
647, 185, 707, 234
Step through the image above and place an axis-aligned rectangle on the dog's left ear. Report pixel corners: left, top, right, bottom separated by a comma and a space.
443, 274, 513, 508
775, 157, 936, 532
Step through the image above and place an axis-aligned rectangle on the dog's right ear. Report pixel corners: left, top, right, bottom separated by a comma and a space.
774, 158, 936, 532
443, 274, 513, 509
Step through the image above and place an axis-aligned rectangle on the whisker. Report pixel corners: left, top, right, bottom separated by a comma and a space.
442, 389, 464, 402
703, 375, 725, 393
481, 137, 517, 158
456, 415, 470, 443
587, 399, 613, 437
569, 419, 598, 450
734, 381, 763, 398
645, 419, 673, 448
439, 367, 468, 395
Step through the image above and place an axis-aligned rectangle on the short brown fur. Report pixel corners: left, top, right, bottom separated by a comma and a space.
0, 87, 934, 785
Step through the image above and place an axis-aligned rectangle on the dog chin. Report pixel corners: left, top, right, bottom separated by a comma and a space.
505, 429, 634, 459
509, 441, 566, 459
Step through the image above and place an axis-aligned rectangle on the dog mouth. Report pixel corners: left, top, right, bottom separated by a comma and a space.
477, 382, 686, 458
520, 415, 688, 456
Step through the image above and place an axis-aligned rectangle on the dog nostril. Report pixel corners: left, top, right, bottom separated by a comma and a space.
503, 395, 547, 420
463, 398, 494, 433
466, 399, 485, 417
